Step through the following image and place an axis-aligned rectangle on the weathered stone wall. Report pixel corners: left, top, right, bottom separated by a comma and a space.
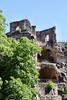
10, 19, 32, 33
10, 19, 37, 37
7, 31, 34, 40
10, 21, 19, 33
8, 19, 57, 48
37, 62, 60, 82
38, 95, 62, 100
36, 27, 56, 47
36, 83, 62, 100
36, 82, 58, 95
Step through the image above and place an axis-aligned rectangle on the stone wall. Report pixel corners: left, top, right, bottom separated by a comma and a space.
37, 62, 59, 82
36, 83, 62, 100
36, 27, 56, 47
36, 82, 58, 96
7, 31, 35, 40
38, 95, 62, 100
10, 19, 32, 33
7, 19, 56, 48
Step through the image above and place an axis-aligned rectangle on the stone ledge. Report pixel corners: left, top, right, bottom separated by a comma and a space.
37, 95, 62, 100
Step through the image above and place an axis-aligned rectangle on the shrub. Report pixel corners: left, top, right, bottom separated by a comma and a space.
47, 80, 55, 92
64, 88, 67, 94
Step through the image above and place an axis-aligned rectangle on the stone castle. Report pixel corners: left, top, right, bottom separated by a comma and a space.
6, 19, 56, 46
6, 19, 67, 100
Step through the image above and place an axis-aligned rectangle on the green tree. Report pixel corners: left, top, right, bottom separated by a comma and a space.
0, 10, 6, 34
3, 77, 36, 100
0, 10, 41, 99
0, 34, 40, 99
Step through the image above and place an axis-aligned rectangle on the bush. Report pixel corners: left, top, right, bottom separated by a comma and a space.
3, 77, 34, 100
47, 80, 55, 91
64, 88, 67, 94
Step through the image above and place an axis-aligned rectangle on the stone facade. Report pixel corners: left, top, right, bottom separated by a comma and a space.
6, 19, 36, 40
6, 19, 56, 48
36, 27, 56, 47
10, 19, 31, 33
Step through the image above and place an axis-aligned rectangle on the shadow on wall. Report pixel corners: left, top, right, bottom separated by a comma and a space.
37, 48, 56, 63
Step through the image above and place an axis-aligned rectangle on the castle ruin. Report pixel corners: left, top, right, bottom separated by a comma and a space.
6, 19, 67, 100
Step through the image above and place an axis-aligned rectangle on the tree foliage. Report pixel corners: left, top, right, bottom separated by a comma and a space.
47, 80, 55, 91
0, 34, 41, 100
0, 10, 6, 34
0, 10, 41, 99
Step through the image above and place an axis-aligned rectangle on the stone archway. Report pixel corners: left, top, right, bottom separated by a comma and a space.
39, 63, 59, 82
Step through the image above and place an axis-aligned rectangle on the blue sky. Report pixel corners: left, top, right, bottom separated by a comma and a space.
0, 0, 67, 42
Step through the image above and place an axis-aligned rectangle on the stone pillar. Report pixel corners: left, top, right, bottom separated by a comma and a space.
32, 26, 36, 36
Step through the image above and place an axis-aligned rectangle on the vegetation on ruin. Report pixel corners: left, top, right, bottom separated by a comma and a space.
64, 88, 67, 94
47, 80, 56, 91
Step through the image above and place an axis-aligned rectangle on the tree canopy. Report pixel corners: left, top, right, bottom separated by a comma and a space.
0, 34, 41, 100
0, 10, 6, 34
0, 10, 41, 100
